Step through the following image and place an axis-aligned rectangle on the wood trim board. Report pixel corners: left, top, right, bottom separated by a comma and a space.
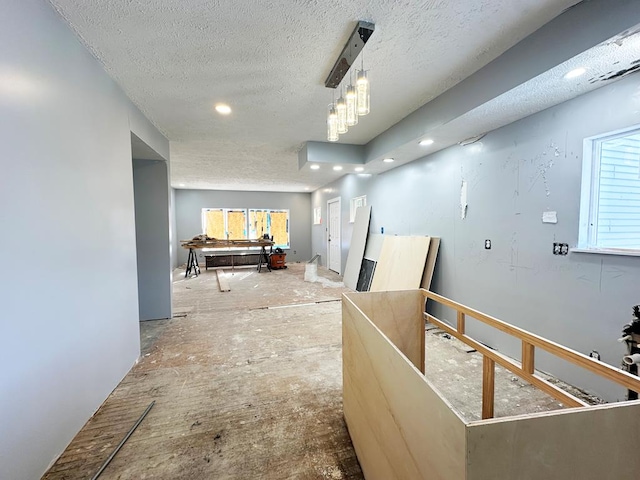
216, 269, 230, 292
343, 205, 372, 290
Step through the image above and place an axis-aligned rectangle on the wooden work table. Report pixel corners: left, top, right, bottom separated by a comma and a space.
181, 238, 275, 277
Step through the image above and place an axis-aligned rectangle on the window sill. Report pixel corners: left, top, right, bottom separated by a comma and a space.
570, 247, 640, 257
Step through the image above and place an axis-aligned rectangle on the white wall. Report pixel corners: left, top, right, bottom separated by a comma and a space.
0, 1, 169, 478
312, 71, 640, 402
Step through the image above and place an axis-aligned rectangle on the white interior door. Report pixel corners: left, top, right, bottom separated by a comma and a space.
327, 197, 341, 273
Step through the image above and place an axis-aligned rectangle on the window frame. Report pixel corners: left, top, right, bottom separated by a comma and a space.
576, 124, 640, 256
200, 207, 291, 251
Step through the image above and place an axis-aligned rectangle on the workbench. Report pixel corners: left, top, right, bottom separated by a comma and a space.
180, 238, 275, 278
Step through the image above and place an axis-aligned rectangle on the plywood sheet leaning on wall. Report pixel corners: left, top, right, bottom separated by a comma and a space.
343, 206, 372, 291
421, 237, 440, 291
342, 292, 467, 480
370, 236, 431, 292
363, 233, 384, 261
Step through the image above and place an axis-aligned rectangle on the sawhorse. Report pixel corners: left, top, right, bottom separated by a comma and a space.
185, 248, 201, 278
257, 245, 271, 272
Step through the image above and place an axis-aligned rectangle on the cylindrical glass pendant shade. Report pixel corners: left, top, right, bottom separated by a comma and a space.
336, 94, 348, 134
346, 85, 358, 126
356, 70, 370, 116
327, 104, 338, 142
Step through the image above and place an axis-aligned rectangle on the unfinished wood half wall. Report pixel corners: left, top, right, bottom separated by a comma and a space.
342, 290, 640, 480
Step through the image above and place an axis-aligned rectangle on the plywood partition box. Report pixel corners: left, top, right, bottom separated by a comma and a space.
342, 290, 640, 480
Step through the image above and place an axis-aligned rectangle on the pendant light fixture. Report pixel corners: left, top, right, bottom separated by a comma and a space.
324, 21, 374, 141
327, 103, 338, 142
336, 89, 348, 134
356, 57, 370, 116
346, 75, 358, 126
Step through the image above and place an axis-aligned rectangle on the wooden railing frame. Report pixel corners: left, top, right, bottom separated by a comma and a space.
421, 289, 640, 419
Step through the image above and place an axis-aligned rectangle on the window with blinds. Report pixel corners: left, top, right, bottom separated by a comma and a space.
579, 126, 640, 252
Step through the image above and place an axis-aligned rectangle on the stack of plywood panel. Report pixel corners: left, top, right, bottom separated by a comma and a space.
342, 205, 440, 292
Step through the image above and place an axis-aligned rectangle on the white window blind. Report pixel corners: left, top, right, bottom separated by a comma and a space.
595, 132, 640, 249
579, 127, 640, 253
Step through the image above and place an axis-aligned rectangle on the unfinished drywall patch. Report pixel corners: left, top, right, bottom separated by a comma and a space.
460, 180, 468, 219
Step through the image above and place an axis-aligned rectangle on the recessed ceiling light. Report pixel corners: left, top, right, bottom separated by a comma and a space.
564, 67, 586, 80
419, 139, 434, 146
333, 165, 343, 171
304, 187, 310, 191
310, 164, 320, 170
383, 158, 394, 163
354, 167, 364, 172
215, 103, 232, 115
178, 183, 185, 187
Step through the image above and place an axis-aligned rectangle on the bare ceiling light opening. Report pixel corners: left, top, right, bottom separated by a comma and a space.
325, 21, 375, 142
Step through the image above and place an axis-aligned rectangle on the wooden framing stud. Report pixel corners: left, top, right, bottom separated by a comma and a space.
482, 356, 495, 420
457, 311, 465, 335
522, 341, 535, 374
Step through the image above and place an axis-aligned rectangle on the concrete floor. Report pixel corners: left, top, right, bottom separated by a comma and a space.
42, 262, 603, 479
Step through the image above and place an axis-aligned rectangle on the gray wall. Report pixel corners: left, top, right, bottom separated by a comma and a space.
0, 1, 169, 478
312, 71, 640, 402
171, 188, 179, 269
133, 159, 172, 321
175, 189, 312, 265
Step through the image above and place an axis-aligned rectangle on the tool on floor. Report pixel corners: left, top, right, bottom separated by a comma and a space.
620, 305, 640, 400
269, 247, 287, 270
90, 400, 155, 480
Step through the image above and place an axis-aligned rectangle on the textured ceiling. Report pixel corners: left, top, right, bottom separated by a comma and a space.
48, 0, 580, 192
375, 27, 640, 172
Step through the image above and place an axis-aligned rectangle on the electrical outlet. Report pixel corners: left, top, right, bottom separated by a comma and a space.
589, 350, 601, 361
485, 239, 491, 249
553, 242, 569, 255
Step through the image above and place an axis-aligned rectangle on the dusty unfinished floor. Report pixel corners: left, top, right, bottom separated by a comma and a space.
43, 263, 604, 479
43, 264, 362, 480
